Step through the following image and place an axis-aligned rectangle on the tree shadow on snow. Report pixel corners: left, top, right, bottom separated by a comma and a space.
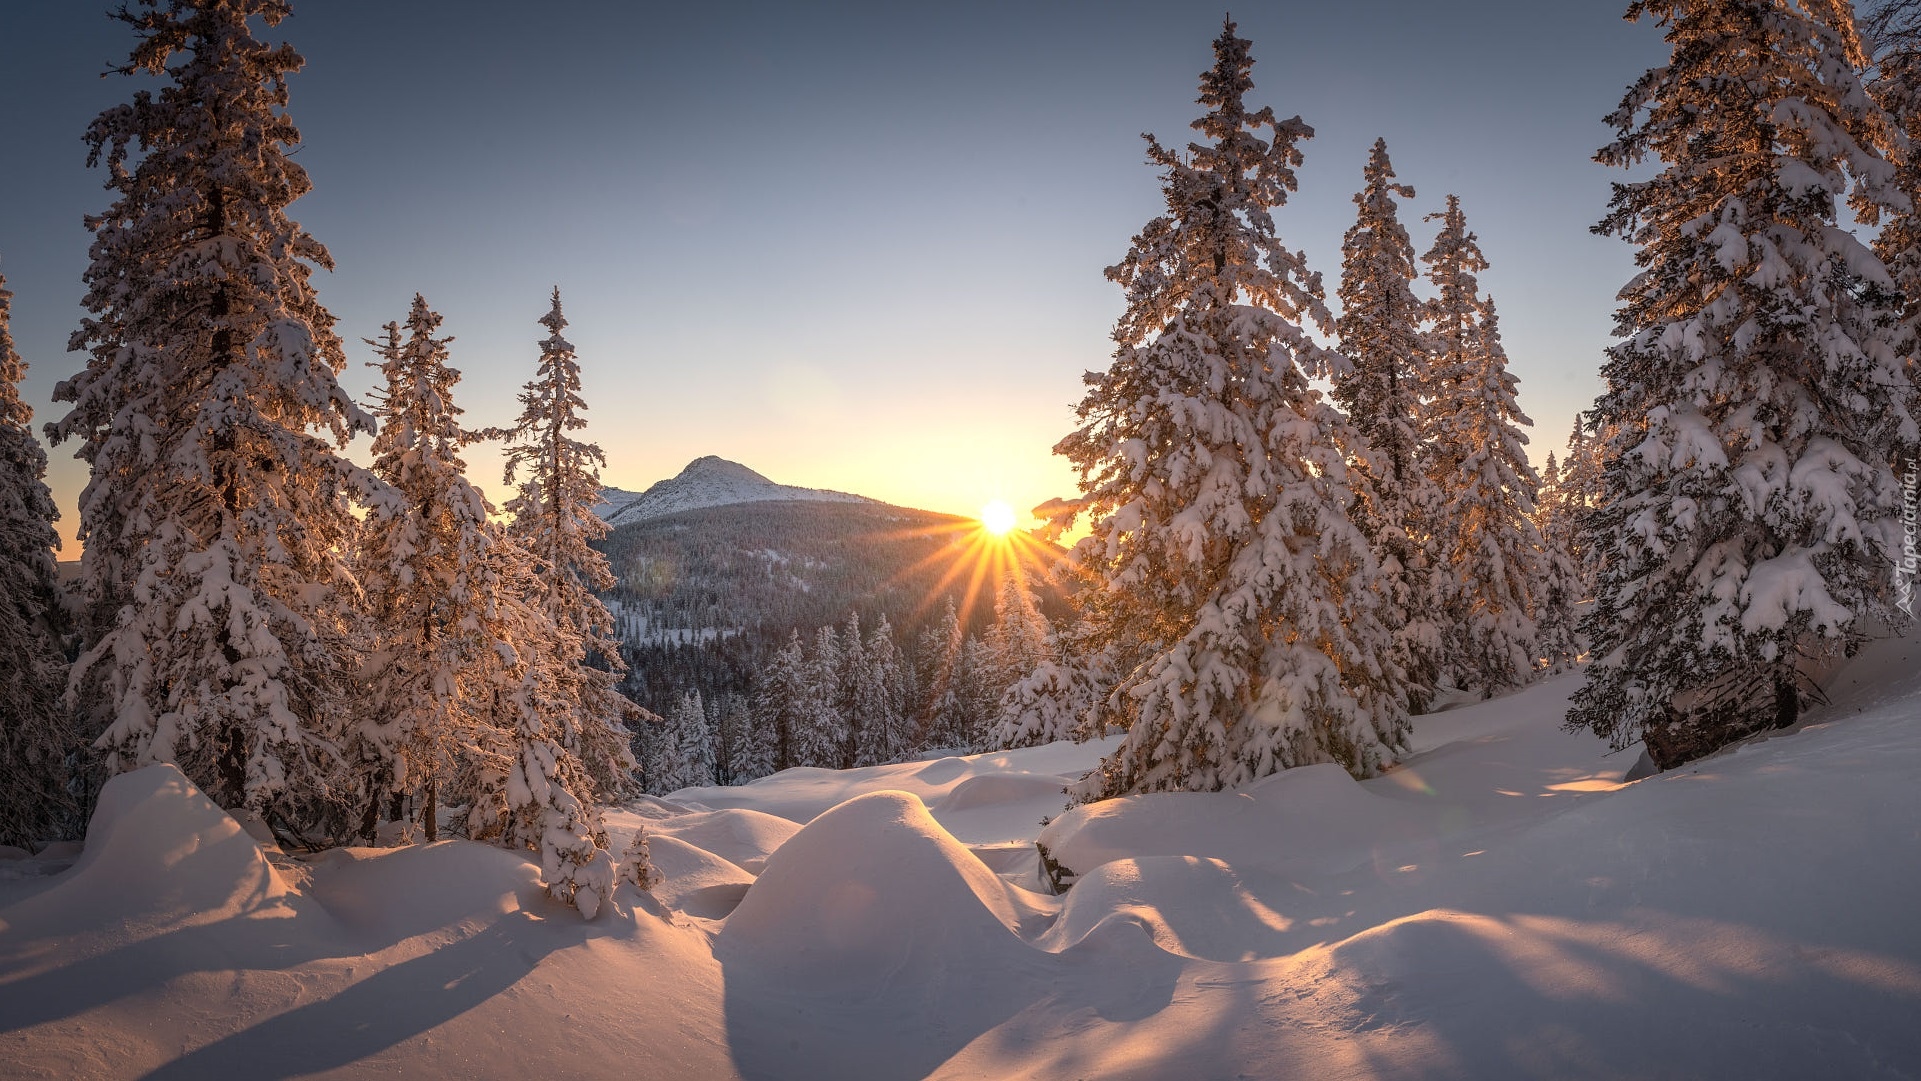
715, 916, 1185, 1081
131, 910, 560, 1081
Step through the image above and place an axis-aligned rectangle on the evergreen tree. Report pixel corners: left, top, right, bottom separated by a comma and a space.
852, 615, 911, 766
0, 273, 75, 848
1531, 451, 1585, 674
796, 624, 846, 768
833, 612, 866, 768
1558, 417, 1610, 594
1426, 296, 1544, 695
1866, 0, 1921, 349
660, 690, 714, 792
49, 0, 375, 818
1334, 138, 1443, 709
353, 299, 506, 841
494, 289, 637, 799
992, 618, 1114, 750
1057, 21, 1406, 802
913, 598, 969, 752
753, 630, 812, 771
1569, 0, 1916, 769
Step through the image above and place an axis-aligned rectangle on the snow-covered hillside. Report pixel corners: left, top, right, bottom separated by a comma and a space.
597, 456, 874, 526
4, 637, 1920, 1080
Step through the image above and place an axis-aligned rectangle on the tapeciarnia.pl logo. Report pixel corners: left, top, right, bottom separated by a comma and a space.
1900, 463, 1918, 618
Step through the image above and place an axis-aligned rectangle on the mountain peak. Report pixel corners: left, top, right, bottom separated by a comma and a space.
598, 456, 875, 526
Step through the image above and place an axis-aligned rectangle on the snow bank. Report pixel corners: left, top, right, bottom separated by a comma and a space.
718, 790, 1027, 981
645, 807, 801, 874
1038, 762, 1425, 880
0, 765, 289, 944
1040, 855, 1299, 961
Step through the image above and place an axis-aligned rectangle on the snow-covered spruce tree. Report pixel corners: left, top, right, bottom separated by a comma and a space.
49, 0, 375, 819
1428, 293, 1544, 695
1334, 137, 1443, 710
354, 302, 498, 840
912, 597, 968, 751
795, 623, 848, 768
493, 289, 638, 799
1866, 0, 1921, 346
1558, 417, 1610, 594
851, 615, 911, 767
752, 630, 811, 770
1531, 452, 1585, 674
0, 273, 76, 848
1569, 0, 1917, 769
652, 690, 713, 793
1058, 21, 1406, 803
832, 613, 867, 768
992, 617, 1116, 750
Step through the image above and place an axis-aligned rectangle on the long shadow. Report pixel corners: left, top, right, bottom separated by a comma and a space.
0, 841, 541, 1039
134, 911, 560, 1081
715, 915, 1183, 1081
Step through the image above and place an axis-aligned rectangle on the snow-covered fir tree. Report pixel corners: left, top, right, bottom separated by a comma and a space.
658, 690, 714, 793
1057, 21, 1407, 803
992, 618, 1114, 750
353, 295, 626, 916
832, 613, 868, 768
0, 272, 75, 849
1557, 417, 1610, 594
851, 615, 911, 767
1334, 137, 1443, 710
1568, 0, 1917, 769
752, 631, 813, 771
49, 0, 375, 820
797, 623, 848, 768
913, 597, 968, 751
494, 289, 638, 799
353, 307, 495, 840
1531, 451, 1585, 674
1427, 293, 1544, 695
983, 574, 1055, 692
1867, 0, 1921, 348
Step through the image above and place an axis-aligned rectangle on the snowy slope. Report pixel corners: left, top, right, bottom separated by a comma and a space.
5, 636, 1920, 1080
596, 456, 874, 525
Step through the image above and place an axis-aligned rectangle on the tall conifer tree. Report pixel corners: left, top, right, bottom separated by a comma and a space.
0, 274, 75, 848
495, 290, 638, 799
50, 0, 374, 816
1570, 0, 1916, 768
1059, 21, 1406, 802
1334, 139, 1442, 709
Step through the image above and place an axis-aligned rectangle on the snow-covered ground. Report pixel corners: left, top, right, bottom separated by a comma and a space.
4, 636, 1919, 1080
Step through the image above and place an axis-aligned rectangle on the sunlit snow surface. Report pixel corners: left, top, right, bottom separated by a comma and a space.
4, 638, 1920, 1079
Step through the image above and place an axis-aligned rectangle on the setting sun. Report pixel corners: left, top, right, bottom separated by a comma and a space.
980, 499, 1017, 536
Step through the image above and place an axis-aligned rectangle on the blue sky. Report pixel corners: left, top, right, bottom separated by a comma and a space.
0, 1, 1671, 546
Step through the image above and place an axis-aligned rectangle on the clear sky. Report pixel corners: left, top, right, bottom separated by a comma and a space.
0, 0, 1671, 550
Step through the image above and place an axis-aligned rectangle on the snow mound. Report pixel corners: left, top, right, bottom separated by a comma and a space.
1039, 762, 1423, 879
1040, 856, 1299, 961
599, 455, 874, 525
307, 842, 545, 942
639, 835, 755, 920
914, 756, 972, 784
718, 790, 1026, 982
647, 807, 800, 874
938, 772, 1066, 813
0, 765, 289, 939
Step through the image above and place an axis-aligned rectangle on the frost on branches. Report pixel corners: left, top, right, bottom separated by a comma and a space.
1569, 0, 1918, 770
355, 298, 624, 910
1334, 138, 1444, 710
493, 290, 639, 800
48, 0, 375, 820
1058, 21, 1407, 804
0, 272, 75, 848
